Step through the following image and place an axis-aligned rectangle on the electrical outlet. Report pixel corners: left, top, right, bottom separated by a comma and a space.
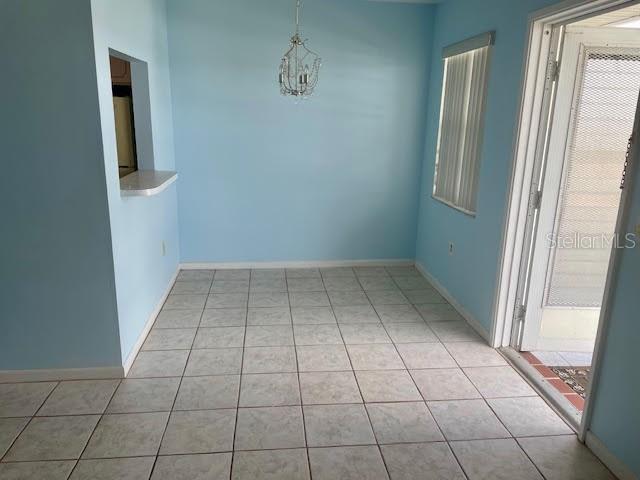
161, 241, 166, 257
448, 242, 454, 256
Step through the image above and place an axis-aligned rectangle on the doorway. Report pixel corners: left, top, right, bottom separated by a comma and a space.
495, 0, 640, 431
519, 23, 640, 413
525, 26, 640, 353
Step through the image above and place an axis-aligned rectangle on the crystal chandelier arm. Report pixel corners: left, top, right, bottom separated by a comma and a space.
300, 43, 320, 60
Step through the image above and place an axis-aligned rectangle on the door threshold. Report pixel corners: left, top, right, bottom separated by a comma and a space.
500, 347, 582, 431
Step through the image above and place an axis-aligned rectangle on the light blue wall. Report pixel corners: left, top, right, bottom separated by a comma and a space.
415, 0, 556, 334
90, 0, 180, 363
0, 0, 122, 369
167, 0, 434, 263
588, 140, 640, 477
1, 2, 638, 474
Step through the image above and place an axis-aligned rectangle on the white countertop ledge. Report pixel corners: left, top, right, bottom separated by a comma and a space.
120, 170, 178, 197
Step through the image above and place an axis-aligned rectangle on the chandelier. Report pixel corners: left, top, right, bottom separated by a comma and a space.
278, 0, 321, 98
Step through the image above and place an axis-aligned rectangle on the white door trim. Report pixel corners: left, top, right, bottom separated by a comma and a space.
519, 26, 640, 351
491, 0, 640, 446
492, 0, 636, 349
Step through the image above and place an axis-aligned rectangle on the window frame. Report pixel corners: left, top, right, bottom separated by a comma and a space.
432, 31, 495, 216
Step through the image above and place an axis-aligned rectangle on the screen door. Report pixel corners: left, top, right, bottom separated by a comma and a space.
519, 26, 640, 351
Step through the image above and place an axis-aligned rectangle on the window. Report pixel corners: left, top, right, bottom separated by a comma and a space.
433, 31, 494, 215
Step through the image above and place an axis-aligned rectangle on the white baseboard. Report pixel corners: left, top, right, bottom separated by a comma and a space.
122, 267, 179, 377
180, 259, 415, 270
0, 366, 124, 383
585, 431, 636, 480
415, 262, 491, 342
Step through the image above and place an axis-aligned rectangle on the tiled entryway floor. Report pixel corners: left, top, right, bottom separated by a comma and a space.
522, 351, 593, 412
0, 266, 616, 479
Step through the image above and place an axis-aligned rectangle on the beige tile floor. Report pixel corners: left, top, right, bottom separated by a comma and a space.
0, 266, 616, 479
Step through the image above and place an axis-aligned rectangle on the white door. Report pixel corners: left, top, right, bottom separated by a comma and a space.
520, 26, 640, 351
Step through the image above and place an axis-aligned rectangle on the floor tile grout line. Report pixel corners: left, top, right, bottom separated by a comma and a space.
513, 436, 557, 480
1, 395, 559, 419
24, 381, 61, 419
3, 267, 575, 478
14, 397, 542, 415
458, 358, 526, 442
228, 268, 252, 480
62, 377, 122, 479
6, 270, 202, 470
360, 269, 450, 478
433, 332, 525, 445
135, 334, 484, 353
288, 271, 314, 480
195, 277, 210, 328
0, 434, 581, 464
445, 440, 472, 480
375, 272, 472, 476
337, 271, 394, 480
0, 380, 61, 464
370, 296, 452, 449
122, 364, 541, 381
147, 284, 202, 480
438, 340, 552, 444
0, 455, 160, 465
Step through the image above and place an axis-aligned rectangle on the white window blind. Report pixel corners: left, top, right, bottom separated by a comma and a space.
433, 32, 494, 215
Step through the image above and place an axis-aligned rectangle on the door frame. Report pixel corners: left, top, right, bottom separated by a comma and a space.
492, 0, 640, 442
519, 26, 640, 351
